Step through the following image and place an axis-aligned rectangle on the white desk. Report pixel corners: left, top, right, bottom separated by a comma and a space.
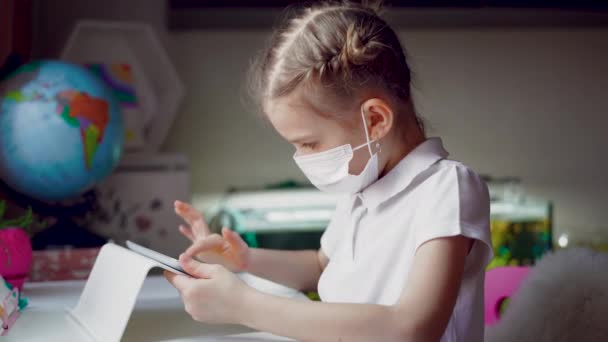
6, 273, 301, 341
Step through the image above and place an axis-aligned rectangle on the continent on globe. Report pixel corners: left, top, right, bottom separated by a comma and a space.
55, 90, 109, 169
3, 90, 27, 102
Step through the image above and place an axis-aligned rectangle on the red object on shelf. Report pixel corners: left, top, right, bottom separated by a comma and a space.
29, 247, 101, 282
0, 227, 33, 290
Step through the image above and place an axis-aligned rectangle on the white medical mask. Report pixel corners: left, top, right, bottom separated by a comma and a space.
293, 110, 380, 194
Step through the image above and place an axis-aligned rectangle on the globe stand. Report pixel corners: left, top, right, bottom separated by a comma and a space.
0, 180, 106, 250
30, 218, 106, 250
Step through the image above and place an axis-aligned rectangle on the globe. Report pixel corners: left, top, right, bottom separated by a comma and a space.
0, 60, 124, 201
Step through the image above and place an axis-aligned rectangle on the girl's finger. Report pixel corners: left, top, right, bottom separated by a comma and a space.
179, 224, 195, 241
191, 217, 211, 238
174, 200, 203, 225
179, 254, 218, 279
165, 268, 194, 290
185, 234, 224, 256
174, 201, 211, 237
222, 227, 247, 250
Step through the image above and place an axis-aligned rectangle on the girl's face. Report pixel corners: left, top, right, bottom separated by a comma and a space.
265, 87, 376, 176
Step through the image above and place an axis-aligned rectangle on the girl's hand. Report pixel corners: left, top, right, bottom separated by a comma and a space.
174, 200, 250, 272
164, 254, 253, 325
174, 200, 212, 241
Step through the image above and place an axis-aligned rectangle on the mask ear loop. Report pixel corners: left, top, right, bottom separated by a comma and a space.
360, 108, 374, 157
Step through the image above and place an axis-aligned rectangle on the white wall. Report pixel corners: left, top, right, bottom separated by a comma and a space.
32, 1, 608, 237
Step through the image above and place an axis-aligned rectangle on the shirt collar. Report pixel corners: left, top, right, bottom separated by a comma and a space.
357, 137, 449, 209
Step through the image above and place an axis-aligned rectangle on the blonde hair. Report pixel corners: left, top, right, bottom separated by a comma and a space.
249, 1, 422, 132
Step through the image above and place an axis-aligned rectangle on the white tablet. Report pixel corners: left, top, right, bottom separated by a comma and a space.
126, 240, 190, 276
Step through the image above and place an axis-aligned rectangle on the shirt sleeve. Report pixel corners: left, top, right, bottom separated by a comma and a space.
412, 163, 493, 265
320, 196, 350, 259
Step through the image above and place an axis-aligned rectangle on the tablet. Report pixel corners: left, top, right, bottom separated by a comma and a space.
126, 240, 190, 276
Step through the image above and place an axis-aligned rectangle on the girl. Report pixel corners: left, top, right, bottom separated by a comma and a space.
166, 2, 493, 341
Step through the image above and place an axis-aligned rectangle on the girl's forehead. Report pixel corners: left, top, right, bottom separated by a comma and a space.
265, 91, 347, 141
267, 86, 320, 113
266, 96, 324, 133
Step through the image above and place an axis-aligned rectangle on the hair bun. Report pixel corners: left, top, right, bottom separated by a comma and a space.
340, 21, 385, 69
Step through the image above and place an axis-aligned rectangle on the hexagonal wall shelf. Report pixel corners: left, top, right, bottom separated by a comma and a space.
61, 20, 184, 152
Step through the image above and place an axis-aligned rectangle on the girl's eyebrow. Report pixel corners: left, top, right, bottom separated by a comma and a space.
287, 135, 316, 144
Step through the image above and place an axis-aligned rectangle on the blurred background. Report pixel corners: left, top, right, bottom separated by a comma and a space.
1, 0, 607, 284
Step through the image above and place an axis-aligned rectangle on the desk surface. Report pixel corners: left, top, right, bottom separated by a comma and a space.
6, 273, 300, 341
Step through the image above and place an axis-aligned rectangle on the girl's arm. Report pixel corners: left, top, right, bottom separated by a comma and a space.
245, 248, 329, 292
236, 236, 471, 342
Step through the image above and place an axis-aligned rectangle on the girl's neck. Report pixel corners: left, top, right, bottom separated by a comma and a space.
379, 126, 426, 178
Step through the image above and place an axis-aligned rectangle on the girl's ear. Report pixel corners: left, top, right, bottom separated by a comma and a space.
361, 98, 394, 141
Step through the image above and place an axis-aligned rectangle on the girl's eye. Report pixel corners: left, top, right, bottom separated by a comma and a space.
301, 142, 317, 149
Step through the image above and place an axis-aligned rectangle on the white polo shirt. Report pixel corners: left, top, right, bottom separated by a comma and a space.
318, 138, 493, 342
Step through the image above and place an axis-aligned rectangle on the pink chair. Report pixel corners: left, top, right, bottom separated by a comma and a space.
484, 266, 530, 325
